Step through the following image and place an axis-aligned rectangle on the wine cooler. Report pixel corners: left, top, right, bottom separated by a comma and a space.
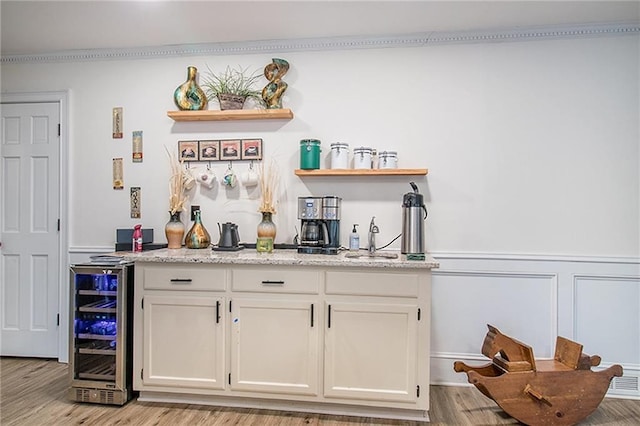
69, 263, 134, 405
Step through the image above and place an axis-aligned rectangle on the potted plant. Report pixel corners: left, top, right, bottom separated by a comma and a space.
201, 65, 264, 110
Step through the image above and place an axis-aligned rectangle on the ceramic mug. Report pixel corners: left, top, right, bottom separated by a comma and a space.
241, 167, 259, 187
182, 168, 196, 190
222, 166, 237, 188
197, 168, 216, 189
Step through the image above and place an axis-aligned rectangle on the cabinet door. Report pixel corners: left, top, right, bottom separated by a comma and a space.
143, 295, 225, 390
230, 298, 318, 395
324, 302, 418, 402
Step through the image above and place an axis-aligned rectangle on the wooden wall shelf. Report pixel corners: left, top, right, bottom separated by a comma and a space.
294, 168, 428, 177
167, 109, 293, 122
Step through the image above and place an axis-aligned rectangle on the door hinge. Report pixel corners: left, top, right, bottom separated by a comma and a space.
417, 385, 420, 397
56, 313, 59, 326
417, 308, 421, 321
57, 219, 60, 231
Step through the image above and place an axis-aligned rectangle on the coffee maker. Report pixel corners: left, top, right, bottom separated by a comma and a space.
298, 196, 341, 254
320, 196, 341, 254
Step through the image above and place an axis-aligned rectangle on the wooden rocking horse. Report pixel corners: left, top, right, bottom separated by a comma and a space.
454, 325, 623, 425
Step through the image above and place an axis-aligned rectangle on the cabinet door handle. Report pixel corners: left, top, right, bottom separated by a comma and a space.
310, 304, 314, 327
216, 300, 221, 324
261, 280, 284, 285
170, 278, 192, 283
327, 304, 332, 328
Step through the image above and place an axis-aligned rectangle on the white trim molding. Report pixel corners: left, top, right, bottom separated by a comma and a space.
2, 23, 638, 64
431, 251, 640, 265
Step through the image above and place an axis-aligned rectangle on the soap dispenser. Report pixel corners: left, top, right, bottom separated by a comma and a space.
349, 224, 360, 251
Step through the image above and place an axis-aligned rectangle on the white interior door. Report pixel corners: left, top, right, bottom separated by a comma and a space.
1, 102, 60, 357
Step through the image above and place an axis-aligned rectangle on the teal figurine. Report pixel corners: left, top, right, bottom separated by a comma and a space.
261, 58, 289, 109
174, 66, 208, 111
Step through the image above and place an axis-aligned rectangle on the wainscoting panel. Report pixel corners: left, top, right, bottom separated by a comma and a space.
430, 254, 640, 399
574, 274, 640, 365
431, 270, 557, 356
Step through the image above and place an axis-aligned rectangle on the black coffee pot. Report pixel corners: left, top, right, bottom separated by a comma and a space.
218, 222, 240, 248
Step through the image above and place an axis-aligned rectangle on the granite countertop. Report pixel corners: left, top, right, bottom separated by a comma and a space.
121, 248, 439, 270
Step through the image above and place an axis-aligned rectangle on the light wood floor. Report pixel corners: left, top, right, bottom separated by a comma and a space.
1, 357, 639, 425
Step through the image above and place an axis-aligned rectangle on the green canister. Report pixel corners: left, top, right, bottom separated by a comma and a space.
300, 139, 321, 170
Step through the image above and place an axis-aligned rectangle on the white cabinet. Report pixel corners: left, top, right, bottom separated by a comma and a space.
134, 263, 227, 392
324, 302, 418, 402
142, 295, 225, 390
323, 269, 429, 407
229, 266, 321, 395
230, 298, 318, 395
133, 259, 432, 421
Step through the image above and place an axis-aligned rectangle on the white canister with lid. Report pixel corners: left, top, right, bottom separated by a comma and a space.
330, 142, 349, 169
353, 147, 372, 169
378, 151, 398, 169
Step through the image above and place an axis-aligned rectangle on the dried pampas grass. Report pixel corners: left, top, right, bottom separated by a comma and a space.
165, 146, 187, 214
258, 160, 279, 214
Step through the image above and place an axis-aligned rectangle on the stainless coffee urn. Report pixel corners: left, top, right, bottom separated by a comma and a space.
401, 182, 428, 256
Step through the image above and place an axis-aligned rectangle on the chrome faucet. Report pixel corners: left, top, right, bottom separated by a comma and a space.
368, 216, 379, 254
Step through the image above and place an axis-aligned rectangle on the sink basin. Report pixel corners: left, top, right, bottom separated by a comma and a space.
345, 252, 399, 259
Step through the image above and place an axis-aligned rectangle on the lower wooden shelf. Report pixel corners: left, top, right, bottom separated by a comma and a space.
294, 168, 428, 176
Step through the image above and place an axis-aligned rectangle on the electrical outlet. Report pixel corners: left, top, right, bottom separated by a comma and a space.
190, 205, 200, 221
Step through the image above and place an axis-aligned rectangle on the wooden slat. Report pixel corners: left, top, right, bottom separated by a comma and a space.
294, 168, 428, 176
167, 109, 294, 121
555, 335, 584, 369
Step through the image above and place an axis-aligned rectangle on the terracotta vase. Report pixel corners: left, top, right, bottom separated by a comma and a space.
256, 211, 276, 253
173, 66, 208, 111
165, 211, 185, 249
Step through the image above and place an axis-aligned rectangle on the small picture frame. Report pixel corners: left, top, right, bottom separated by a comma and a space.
220, 139, 241, 161
241, 139, 263, 160
178, 140, 199, 162
199, 140, 219, 160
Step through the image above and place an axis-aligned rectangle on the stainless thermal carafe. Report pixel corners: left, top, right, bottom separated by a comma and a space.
401, 182, 427, 254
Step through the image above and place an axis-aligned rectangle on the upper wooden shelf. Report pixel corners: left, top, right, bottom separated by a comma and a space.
295, 168, 428, 176
167, 109, 294, 122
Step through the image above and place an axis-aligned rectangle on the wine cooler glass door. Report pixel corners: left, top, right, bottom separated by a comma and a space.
70, 266, 126, 391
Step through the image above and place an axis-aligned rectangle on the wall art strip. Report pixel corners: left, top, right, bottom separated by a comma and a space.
132, 130, 143, 162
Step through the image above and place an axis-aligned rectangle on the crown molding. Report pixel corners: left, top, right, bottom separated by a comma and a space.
2, 22, 638, 64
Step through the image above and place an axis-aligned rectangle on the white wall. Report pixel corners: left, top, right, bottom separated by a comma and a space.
2, 32, 639, 397
1, 34, 638, 258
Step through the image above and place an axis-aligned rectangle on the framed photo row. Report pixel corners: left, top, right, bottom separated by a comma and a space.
178, 139, 262, 162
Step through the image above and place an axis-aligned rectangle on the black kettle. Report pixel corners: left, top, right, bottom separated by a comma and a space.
218, 222, 240, 248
